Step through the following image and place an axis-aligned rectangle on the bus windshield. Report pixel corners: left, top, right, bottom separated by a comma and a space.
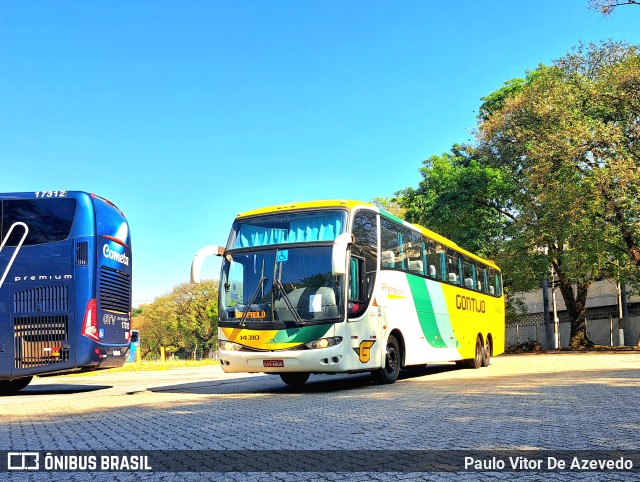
220, 246, 344, 328
227, 210, 346, 249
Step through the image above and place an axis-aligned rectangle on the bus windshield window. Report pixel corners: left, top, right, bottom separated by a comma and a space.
220, 246, 343, 325
229, 210, 346, 249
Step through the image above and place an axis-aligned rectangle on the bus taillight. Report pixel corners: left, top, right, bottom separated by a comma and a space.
82, 299, 100, 342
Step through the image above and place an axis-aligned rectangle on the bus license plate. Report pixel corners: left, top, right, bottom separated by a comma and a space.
263, 360, 284, 368
113, 350, 121, 356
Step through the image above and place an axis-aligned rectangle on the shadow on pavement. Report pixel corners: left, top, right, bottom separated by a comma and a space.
147, 363, 461, 395
9, 384, 112, 396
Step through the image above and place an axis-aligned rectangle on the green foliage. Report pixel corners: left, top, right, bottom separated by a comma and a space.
133, 280, 219, 359
398, 40, 640, 348
371, 196, 407, 218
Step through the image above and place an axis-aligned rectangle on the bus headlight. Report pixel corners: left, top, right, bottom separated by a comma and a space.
305, 337, 342, 350
219, 341, 242, 351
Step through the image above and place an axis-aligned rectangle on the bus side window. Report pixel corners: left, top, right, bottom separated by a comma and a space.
477, 264, 488, 293
488, 268, 496, 295
350, 210, 378, 316
446, 251, 459, 285
405, 231, 424, 275
495, 272, 503, 296
462, 257, 474, 290
380, 218, 399, 270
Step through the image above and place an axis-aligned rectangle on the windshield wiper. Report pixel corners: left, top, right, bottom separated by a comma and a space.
273, 278, 305, 327
239, 260, 268, 327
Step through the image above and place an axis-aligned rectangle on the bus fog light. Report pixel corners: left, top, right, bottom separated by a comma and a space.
305, 337, 342, 350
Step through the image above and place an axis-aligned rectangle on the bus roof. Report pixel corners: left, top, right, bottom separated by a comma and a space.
236, 200, 373, 218
235, 200, 500, 270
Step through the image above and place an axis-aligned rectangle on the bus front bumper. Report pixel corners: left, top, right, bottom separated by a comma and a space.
218, 344, 347, 374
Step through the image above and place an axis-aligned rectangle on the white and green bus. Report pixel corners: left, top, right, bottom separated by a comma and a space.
191, 200, 505, 386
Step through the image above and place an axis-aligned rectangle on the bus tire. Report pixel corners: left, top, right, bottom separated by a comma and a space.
0, 377, 32, 395
481, 337, 492, 367
279, 372, 310, 387
372, 334, 401, 384
466, 336, 484, 369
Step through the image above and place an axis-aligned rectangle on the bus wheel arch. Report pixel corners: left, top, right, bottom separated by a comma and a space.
372, 331, 403, 384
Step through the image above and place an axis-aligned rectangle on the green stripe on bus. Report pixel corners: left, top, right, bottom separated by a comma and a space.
272, 324, 331, 344
406, 275, 448, 348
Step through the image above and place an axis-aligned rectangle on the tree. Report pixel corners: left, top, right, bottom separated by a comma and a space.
133, 295, 181, 359
371, 196, 407, 218
132, 280, 219, 359
171, 280, 219, 359
590, 0, 640, 15
398, 41, 640, 348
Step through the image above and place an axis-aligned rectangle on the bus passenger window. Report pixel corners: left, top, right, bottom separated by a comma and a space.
431, 243, 445, 281
381, 250, 395, 268
495, 273, 503, 296
447, 253, 459, 285
477, 265, 489, 293
462, 258, 474, 289
488, 268, 496, 295
406, 242, 424, 275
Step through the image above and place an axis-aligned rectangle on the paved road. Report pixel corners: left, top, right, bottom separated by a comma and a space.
1, 352, 640, 481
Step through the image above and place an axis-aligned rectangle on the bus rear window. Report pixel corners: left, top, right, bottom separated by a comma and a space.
1, 199, 77, 246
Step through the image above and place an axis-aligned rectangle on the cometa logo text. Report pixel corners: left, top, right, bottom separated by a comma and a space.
103, 244, 129, 266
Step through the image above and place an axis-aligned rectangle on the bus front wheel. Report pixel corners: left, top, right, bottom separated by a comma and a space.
372, 335, 401, 384
0, 377, 33, 395
279, 372, 310, 387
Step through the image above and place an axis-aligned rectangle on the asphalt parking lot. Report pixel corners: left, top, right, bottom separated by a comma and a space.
2, 352, 639, 481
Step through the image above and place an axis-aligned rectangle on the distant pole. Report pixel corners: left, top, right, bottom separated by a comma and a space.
543, 279, 551, 347
551, 267, 560, 349
609, 315, 613, 346
617, 281, 625, 346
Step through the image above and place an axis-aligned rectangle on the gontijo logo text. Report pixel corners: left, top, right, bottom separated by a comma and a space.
103, 244, 129, 266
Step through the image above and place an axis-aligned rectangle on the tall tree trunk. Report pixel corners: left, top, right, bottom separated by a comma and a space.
553, 262, 592, 348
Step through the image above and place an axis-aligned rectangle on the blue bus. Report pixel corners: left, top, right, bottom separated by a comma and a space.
127, 329, 139, 362
0, 191, 132, 393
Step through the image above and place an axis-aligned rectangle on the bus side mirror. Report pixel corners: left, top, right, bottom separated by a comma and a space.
332, 233, 354, 276
191, 245, 224, 283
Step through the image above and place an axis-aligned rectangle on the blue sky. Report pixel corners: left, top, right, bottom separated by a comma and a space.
1, 1, 639, 306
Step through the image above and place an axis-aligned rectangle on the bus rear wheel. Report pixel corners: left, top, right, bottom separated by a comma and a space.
0, 377, 32, 395
372, 335, 401, 384
279, 372, 310, 387
466, 336, 484, 369
481, 337, 492, 367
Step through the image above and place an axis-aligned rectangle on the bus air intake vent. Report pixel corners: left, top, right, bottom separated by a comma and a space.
99, 266, 131, 313
13, 286, 69, 314
13, 315, 70, 369
76, 241, 89, 266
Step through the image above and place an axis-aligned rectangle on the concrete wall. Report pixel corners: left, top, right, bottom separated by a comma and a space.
506, 315, 640, 349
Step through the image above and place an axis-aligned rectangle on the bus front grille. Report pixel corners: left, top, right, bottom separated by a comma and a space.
99, 266, 131, 313
13, 286, 69, 313
13, 315, 70, 369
